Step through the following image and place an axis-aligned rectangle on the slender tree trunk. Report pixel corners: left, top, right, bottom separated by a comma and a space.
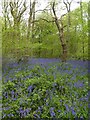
88, 2, 90, 119
52, 2, 67, 62
27, 0, 36, 40
9, 1, 26, 59
3, 0, 7, 30
27, 0, 32, 40
63, 0, 72, 59
32, 1, 36, 39
88, 1, 90, 61
80, 0, 85, 60
74, 25, 78, 58
59, 22, 67, 62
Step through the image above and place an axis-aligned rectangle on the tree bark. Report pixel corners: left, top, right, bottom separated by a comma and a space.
63, 0, 72, 59
88, 1, 90, 61
3, 0, 8, 30
32, 1, 36, 39
80, 0, 85, 60
9, 0, 27, 58
27, 0, 36, 40
52, 2, 67, 62
9, 1, 26, 30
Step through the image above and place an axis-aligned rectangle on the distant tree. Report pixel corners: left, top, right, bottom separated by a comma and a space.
63, 0, 72, 58
9, 0, 27, 58
88, 1, 90, 60
27, 0, 36, 40
63, 0, 72, 27
9, 0, 27, 30
79, 0, 85, 60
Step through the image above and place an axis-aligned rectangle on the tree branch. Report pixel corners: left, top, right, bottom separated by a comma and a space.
31, 18, 54, 23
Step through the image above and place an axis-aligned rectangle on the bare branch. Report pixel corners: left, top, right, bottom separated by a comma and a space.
61, 13, 67, 19
19, 1, 27, 16
9, 2, 15, 18
28, 18, 54, 24
34, 8, 51, 13
63, 0, 73, 12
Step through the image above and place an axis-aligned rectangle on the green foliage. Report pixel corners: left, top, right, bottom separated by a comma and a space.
2, 62, 88, 119
2, 2, 88, 59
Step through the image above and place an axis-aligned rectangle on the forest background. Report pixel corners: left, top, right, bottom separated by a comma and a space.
0, 0, 89, 62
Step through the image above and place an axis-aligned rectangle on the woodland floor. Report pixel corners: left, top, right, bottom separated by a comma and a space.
2, 58, 89, 119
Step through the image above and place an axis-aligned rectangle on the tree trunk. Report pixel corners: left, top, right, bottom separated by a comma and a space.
88, 1, 90, 61
80, 0, 85, 60
52, 2, 67, 62
32, 1, 36, 39
3, 0, 7, 30
9, 1, 26, 58
27, 0, 36, 40
63, 0, 72, 59
59, 23, 67, 62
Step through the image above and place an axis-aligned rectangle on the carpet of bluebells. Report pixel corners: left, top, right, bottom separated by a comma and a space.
2, 58, 89, 119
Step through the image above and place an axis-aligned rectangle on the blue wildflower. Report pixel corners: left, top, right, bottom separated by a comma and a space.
70, 107, 76, 116
65, 104, 69, 112
50, 107, 55, 117
27, 85, 34, 93
33, 114, 40, 118
72, 110, 76, 115
74, 81, 84, 88
46, 102, 49, 106
58, 110, 61, 113
88, 103, 90, 108
3, 92, 8, 99
11, 90, 14, 97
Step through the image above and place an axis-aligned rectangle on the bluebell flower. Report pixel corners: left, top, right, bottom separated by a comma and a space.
50, 111, 55, 117
23, 111, 27, 117
88, 90, 90, 97
20, 110, 24, 118
0, 107, 2, 111
19, 107, 31, 118
70, 107, 76, 116
80, 116, 83, 119
13, 98, 17, 101
50, 107, 55, 117
38, 106, 43, 113
58, 110, 61, 113
65, 104, 69, 112
80, 97, 88, 102
3, 92, 8, 99
11, 90, 14, 97
46, 102, 49, 106
33, 114, 40, 118
44, 98, 46, 101
50, 107, 54, 111
74, 81, 84, 88
60, 100, 62, 103
88, 103, 90, 108
7, 113, 14, 117
19, 107, 22, 111
4, 107, 10, 111
72, 110, 76, 115
27, 85, 34, 93
0, 96, 2, 100
53, 83, 57, 87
